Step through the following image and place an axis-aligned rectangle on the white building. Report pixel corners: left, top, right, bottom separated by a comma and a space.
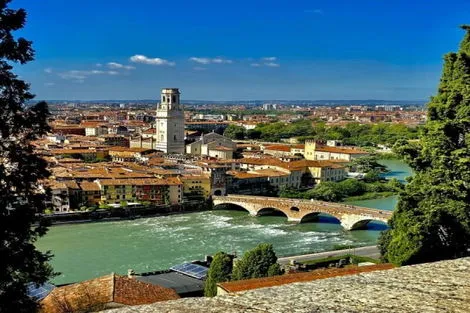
154, 88, 185, 154
186, 132, 236, 159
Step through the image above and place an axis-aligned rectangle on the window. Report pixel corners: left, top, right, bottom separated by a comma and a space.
174, 135, 177, 141
172, 95, 176, 103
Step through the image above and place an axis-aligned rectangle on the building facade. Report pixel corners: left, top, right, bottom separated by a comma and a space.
186, 132, 236, 159
154, 88, 185, 154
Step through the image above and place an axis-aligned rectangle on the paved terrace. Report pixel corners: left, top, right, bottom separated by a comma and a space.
213, 195, 392, 230
107, 257, 470, 313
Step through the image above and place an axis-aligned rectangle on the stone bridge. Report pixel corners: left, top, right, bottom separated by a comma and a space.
212, 195, 391, 231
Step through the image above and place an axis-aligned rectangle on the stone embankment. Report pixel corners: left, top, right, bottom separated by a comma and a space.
106, 257, 470, 313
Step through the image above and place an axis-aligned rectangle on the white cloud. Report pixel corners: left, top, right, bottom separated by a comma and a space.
130, 54, 175, 66
250, 57, 280, 68
96, 63, 103, 67
262, 57, 277, 61
189, 57, 233, 64
107, 62, 135, 70
44, 82, 55, 86
265, 62, 280, 67
44, 68, 53, 74
58, 69, 119, 81
212, 58, 233, 64
189, 57, 210, 64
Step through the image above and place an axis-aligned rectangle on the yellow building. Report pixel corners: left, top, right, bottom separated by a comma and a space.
79, 181, 101, 207
305, 161, 347, 184
304, 140, 368, 161
96, 178, 182, 205
180, 174, 211, 202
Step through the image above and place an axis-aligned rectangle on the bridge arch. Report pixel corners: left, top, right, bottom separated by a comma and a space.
300, 212, 341, 224
348, 218, 389, 231
213, 202, 253, 215
256, 207, 289, 218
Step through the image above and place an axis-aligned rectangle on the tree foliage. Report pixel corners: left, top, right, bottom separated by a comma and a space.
0, 1, 54, 311
280, 177, 403, 202
350, 156, 388, 173
232, 243, 281, 280
250, 120, 419, 146
379, 26, 470, 265
204, 252, 233, 297
223, 124, 246, 140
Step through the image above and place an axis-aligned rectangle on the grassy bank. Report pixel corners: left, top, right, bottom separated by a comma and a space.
343, 191, 396, 202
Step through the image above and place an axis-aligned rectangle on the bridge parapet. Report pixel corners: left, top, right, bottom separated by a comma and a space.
212, 195, 391, 231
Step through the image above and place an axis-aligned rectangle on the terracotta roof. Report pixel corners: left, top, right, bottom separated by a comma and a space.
315, 145, 368, 155
238, 158, 345, 170
40, 274, 179, 313
264, 145, 291, 152
79, 181, 101, 191
251, 168, 290, 177
97, 177, 182, 186
218, 264, 395, 293
108, 147, 152, 153
109, 151, 137, 158
180, 174, 210, 180
52, 149, 104, 155
211, 146, 234, 151
226, 170, 266, 179
80, 121, 108, 127
186, 121, 229, 125
48, 181, 67, 190
62, 180, 80, 189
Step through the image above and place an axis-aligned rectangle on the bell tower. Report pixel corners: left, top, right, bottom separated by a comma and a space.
154, 88, 185, 154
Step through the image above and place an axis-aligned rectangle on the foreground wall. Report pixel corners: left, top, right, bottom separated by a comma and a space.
106, 257, 470, 313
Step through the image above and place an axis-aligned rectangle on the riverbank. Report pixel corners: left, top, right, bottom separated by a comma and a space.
344, 191, 396, 202
278, 245, 380, 265
42, 210, 208, 227
41, 202, 211, 227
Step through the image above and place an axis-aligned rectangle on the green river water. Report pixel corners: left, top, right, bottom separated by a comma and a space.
36, 159, 412, 285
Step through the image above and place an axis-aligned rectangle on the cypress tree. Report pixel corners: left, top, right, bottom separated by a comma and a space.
0, 1, 54, 311
204, 252, 233, 297
379, 25, 470, 265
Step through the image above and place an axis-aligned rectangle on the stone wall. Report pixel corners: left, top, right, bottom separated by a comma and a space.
105, 257, 470, 313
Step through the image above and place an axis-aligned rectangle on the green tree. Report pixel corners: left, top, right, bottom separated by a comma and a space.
232, 243, 280, 280
267, 263, 282, 277
363, 170, 382, 183
204, 252, 233, 297
223, 125, 245, 140
379, 26, 470, 265
351, 156, 388, 173
246, 129, 261, 139
0, 1, 54, 311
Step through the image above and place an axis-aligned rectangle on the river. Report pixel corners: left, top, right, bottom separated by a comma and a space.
36, 159, 412, 285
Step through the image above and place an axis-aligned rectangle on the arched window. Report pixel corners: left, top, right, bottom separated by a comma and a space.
162, 96, 166, 103
172, 95, 176, 103
161, 134, 164, 141
174, 135, 177, 141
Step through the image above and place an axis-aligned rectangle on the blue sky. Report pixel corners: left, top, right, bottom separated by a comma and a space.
11, 0, 470, 100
